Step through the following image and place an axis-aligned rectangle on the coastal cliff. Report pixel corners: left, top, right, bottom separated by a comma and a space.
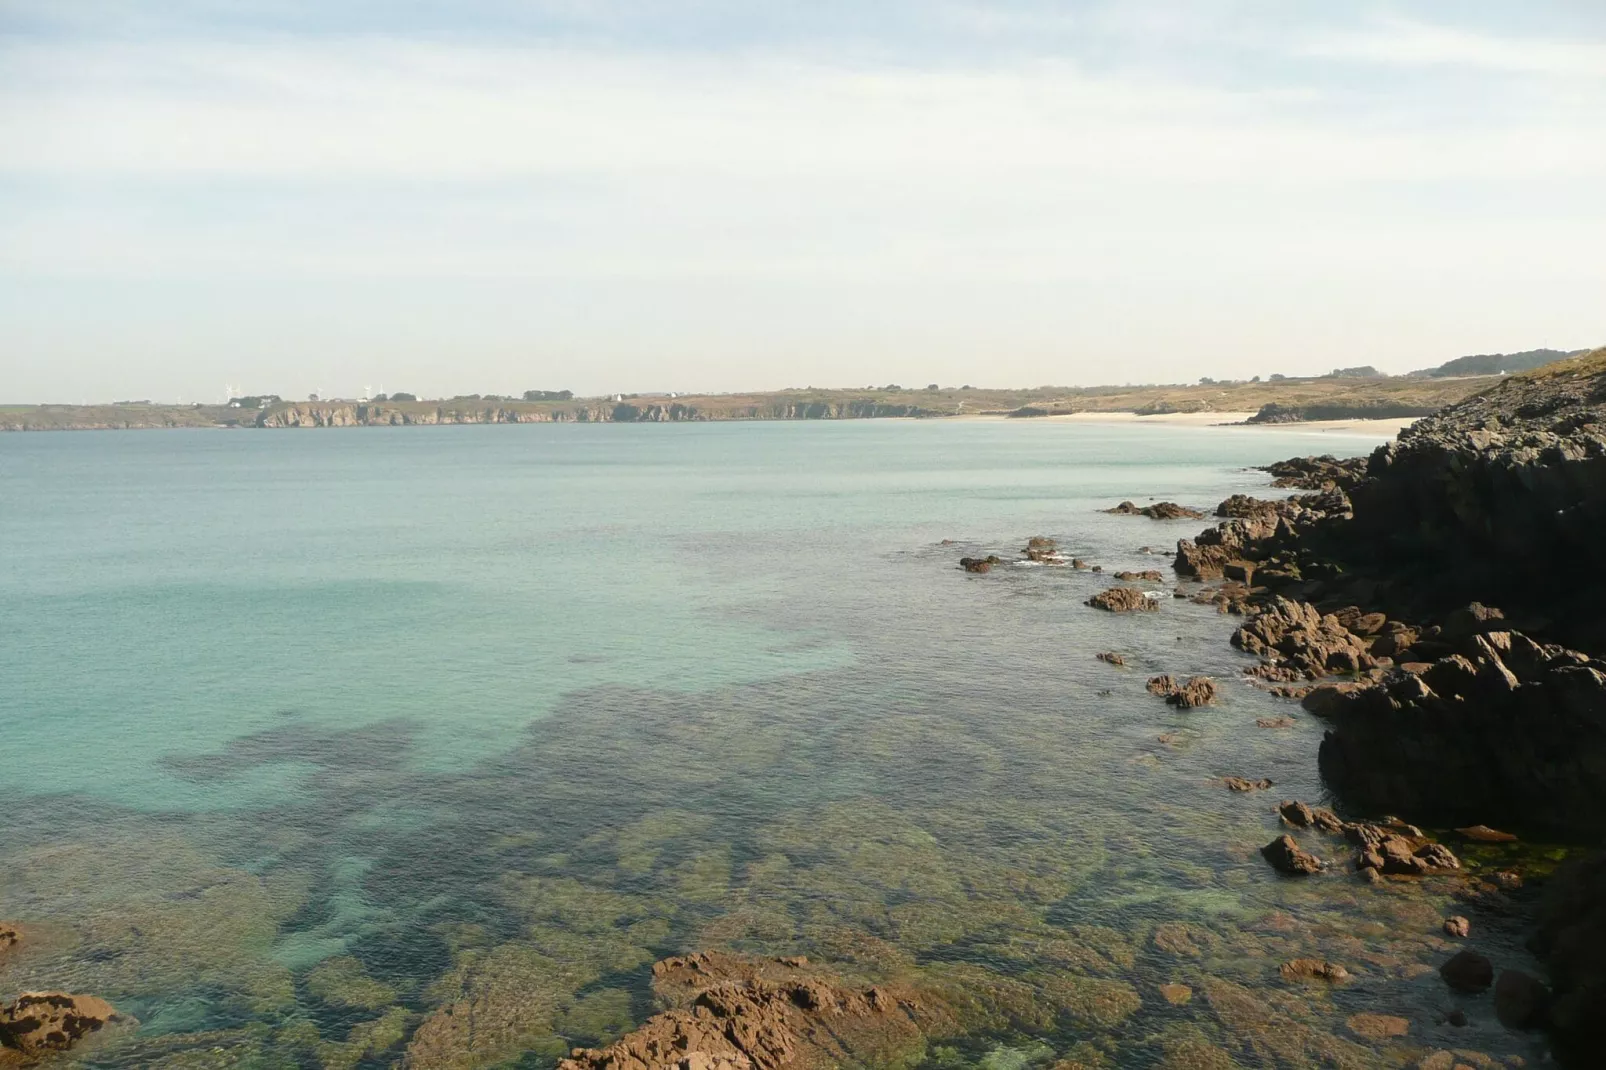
253, 398, 947, 427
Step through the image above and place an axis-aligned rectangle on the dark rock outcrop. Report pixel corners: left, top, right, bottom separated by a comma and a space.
1113, 569, 1164, 582
1168, 676, 1218, 708
1440, 951, 1494, 993
1314, 628, 1606, 836
959, 555, 1001, 573
1232, 598, 1377, 679
1495, 969, 1550, 1029
1530, 851, 1606, 1065
1023, 537, 1061, 563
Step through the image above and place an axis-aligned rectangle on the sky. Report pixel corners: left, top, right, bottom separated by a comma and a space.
2, 1, 1604, 402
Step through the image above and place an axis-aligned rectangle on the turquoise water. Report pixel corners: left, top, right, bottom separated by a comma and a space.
0, 421, 1548, 1068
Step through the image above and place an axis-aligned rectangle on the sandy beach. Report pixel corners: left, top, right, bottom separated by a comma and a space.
959, 410, 1420, 436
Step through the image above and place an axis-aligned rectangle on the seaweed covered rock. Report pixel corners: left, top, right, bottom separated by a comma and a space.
556, 952, 939, 1070
0, 992, 127, 1059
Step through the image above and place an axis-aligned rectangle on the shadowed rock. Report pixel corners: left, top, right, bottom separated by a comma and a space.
1440, 950, 1494, 993
1261, 835, 1322, 875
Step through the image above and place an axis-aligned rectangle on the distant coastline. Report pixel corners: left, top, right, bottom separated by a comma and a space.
0, 374, 1499, 432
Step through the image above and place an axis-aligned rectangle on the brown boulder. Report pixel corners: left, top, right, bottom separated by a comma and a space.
1114, 569, 1165, 582
1147, 674, 1179, 697
1439, 950, 1494, 993
959, 555, 1000, 573
1261, 835, 1322, 875
1443, 916, 1470, 938
1105, 501, 1205, 520
0, 922, 19, 955
1168, 676, 1218, 708
1223, 777, 1274, 792
1087, 586, 1156, 613
0, 992, 126, 1058
1494, 969, 1549, 1029
1277, 801, 1344, 832
1095, 651, 1126, 667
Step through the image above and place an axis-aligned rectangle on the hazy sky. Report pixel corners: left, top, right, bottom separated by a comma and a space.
3, 1, 1604, 402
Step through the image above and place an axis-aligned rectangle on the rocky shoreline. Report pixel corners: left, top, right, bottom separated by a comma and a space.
1168, 347, 1606, 1066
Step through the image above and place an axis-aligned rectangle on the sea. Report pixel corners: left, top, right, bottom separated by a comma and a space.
0, 420, 1548, 1068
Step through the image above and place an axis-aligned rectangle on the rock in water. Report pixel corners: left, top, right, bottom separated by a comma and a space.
1087, 586, 1156, 613
0, 922, 19, 955
1261, 835, 1322, 875
1167, 676, 1218, 708
959, 555, 1001, 573
0, 992, 126, 1058
1147, 674, 1179, 697
1223, 777, 1274, 792
1443, 916, 1470, 938
1456, 824, 1518, 843
1439, 950, 1494, 993
1114, 569, 1165, 581
1096, 651, 1126, 667
555, 952, 939, 1070
1494, 969, 1550, 1029
1104, 501, 1206, 520
1279, 959, 1350, 983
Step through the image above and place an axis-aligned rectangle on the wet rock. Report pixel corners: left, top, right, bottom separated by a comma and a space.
1444, 916, 1470, 938
1442, 1009, 1468, 1028
1095, 652, 1126, 667
1279, 959, 1350, 983
1455, 825, 1518, 843
0, 992, 126, 1058
1261, 835, 1322, 875
1346, 1012, 1409, 1040
1415, 843, 1461, 871
1222, 777, 1274, 793
1440, 950, 1494, 993
1493, 969, 1549, 1029
1087, 586, 1156, 613
0, 922, 18, 955
1105, 501, 1206, 520
556, 952, 937, 1070
1114, 569, 1165, 582
1071, 558, 1092, 570
1276, 801, 1345, 832
1257, 715, 1296, 728
1024, 536, 1060, 563
1167, 676, 1218, 708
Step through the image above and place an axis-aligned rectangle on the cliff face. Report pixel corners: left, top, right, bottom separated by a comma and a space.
1348, 348, 1606, 648
255, 399, 945, 427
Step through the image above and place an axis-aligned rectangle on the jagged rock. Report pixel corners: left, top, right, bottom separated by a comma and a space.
1279, 959, 1350, 983
1439, 950, 1494, 993
556, 953, 938, 1070
1113, 569, 1164, 582
1261, 835, 1322, 875
1167, 676, 1218, 708
1147, 675, 1179, 697
1223, 777, 1274, 792
1494, 969, 1549, 1029
959, 555, 1001, 573
1087, 586, 1156, 613
1259, 455, 1370, 491
1105, 501, 1205, 520
1316, 628, 1606, 835
1232, 598, 1377, 679
1444, 916, 1470, 938
1095, 651, 1126, 667
0, 992, 126, 1058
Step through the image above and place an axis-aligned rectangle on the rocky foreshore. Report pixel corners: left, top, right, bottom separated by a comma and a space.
1169, 346, 1606, 1065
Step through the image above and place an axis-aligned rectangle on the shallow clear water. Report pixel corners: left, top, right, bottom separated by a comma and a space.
0, 421, 1548, 1068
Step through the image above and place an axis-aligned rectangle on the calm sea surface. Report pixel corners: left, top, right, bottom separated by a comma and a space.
0, 421, 1546, 1068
